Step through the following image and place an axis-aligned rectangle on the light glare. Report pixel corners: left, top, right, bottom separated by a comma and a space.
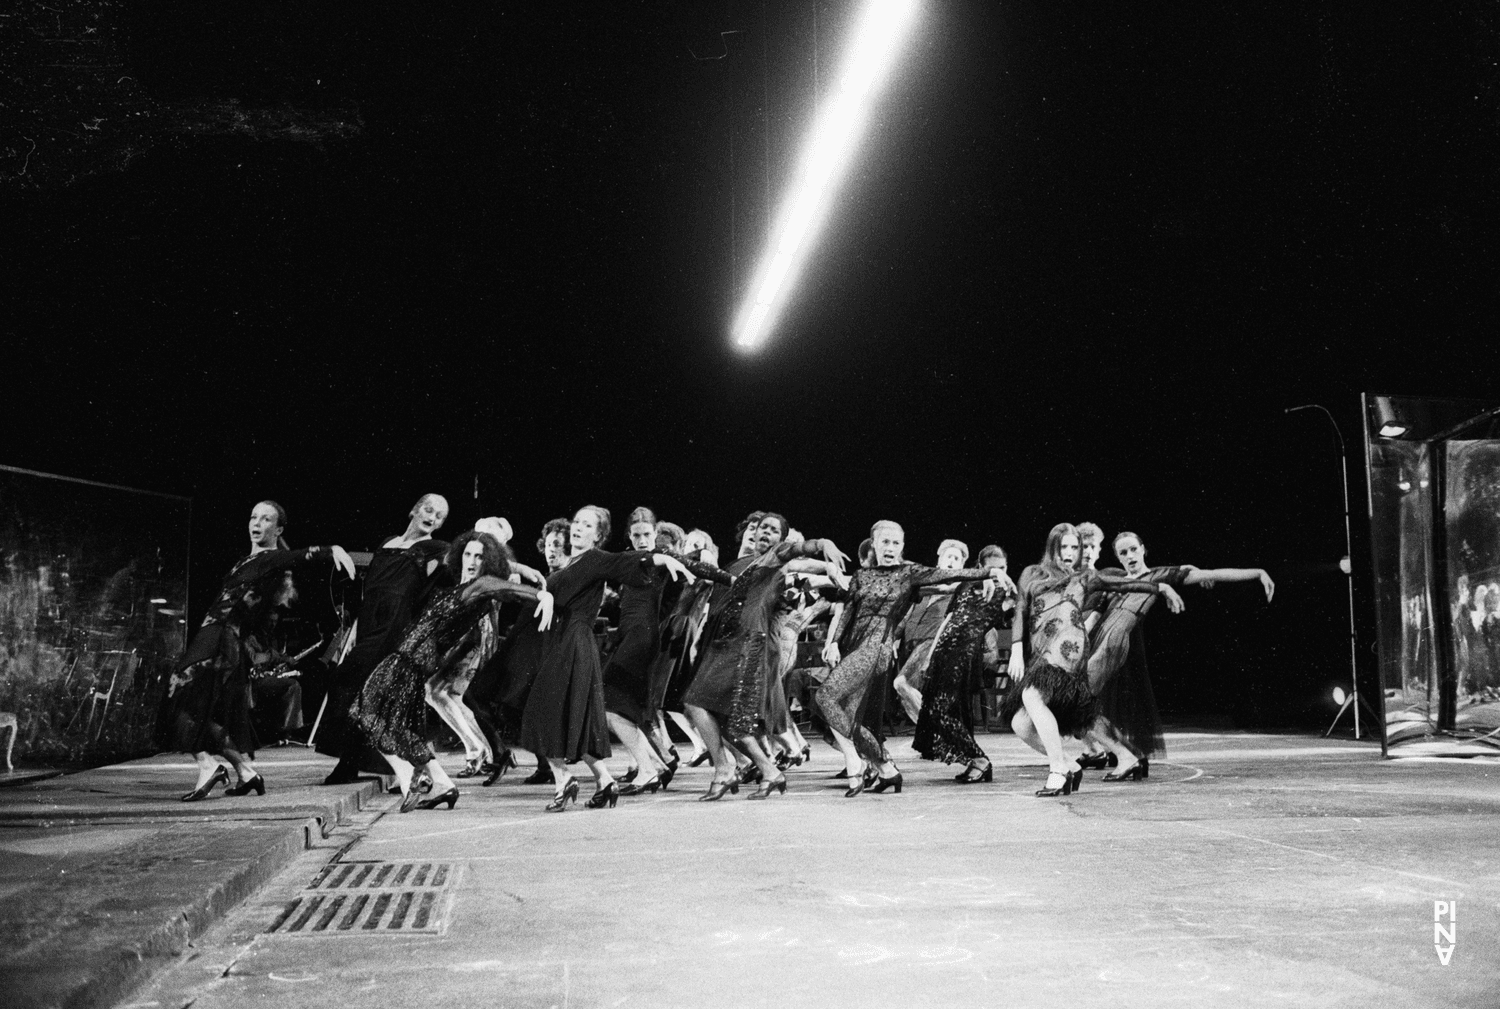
733, 0, 919, 350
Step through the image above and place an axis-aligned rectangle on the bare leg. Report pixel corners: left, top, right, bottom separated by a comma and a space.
607, 712, 666, 780
1019, 687, 1068, 773
892, 672, 923, 725
425, 677, 488, 762
580, 753, 615, 787
421, 757, 455, 793
220, 745, 257, 784
668, 710, 707, 758
829, 728, 865, 778
738, 733, 782, 781
192, 751, 226, 789
687, 704, 731, 782
1090, 717, 1139, 769
546, 757, 573, 795
383, 753, 415, 794
1009, 709, 1046, 757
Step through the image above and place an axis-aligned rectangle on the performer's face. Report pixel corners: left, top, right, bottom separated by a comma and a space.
570, 509, 602, 553
873, 524, 904, 566
986, 556, 1009, 579
460, 539, 485, 583
1081, 539, 1100, 569
684, 531, 718, 567
937, 546, 965, 571
1058, 533, 1081, 570
629, 521, 656, 551
248, 503, 282, 549
410, 495, 449, 536
543, 531, 568, 571
1114, 535, 1147, 576
755, 516, 785, 553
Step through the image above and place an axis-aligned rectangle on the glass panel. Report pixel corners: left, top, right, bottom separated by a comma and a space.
1445, 440, 1500, 736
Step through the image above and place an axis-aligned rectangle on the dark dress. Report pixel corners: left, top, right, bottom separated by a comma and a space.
816, 563, 996, 764
604, 553, 729, 727
318, 538, 449, 767
685, 541, 831, 736
158, 546, 337, 756
913, 580, 1015, 765
520, 549, 657, 762
999, 565, 1160, 737
1085, 565, 1188, 759
350, 575, 541, 766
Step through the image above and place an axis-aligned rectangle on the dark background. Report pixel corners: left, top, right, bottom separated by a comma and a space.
3, 2, 1497, 729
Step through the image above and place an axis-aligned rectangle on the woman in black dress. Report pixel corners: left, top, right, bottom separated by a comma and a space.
161, 501, 356, 800
320, 493, 450, 785
520, 505, 692, 811
912, 545, 1015, 781
351, 531, 552, 810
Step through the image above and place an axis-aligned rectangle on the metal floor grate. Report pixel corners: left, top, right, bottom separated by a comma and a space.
267, 861, 460, 936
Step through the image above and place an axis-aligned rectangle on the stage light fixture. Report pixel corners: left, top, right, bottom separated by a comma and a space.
149, 597, 168, 604
1373, 396, 1409, 438
731, 0, 920, 351
1333, 686, 1347, 706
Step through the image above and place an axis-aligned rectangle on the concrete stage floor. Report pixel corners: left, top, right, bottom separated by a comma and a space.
137, 731, 1498, 1009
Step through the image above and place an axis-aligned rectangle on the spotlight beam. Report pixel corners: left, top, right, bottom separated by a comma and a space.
732, 0, 919, 351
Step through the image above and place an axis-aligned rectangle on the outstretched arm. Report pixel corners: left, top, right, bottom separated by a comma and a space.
1181, 566, 1275, 602
822, 601, 849, 665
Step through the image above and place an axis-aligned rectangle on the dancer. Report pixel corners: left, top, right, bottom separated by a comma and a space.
912, 545, 1015, 780
520, 505, 692, 811
687, 521, 850, 799
160, 501, 355, 801
350, 531, 553, 811
1001, 523, 1172, 798
891, 539, 967, 724
605, 507, 728, 796
818, 520, 1005, 797
658, 528, 723, 765
320, 493, 450, 785
1085, 531, 1275, 780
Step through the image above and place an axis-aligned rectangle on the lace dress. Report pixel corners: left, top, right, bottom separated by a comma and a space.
912, 581, 1015, 765
816, 563, 994, 764
350, 575, 541, 765
158, 546, 337, 755
1086, 565, 1187, 759
999, 565, 1160, 736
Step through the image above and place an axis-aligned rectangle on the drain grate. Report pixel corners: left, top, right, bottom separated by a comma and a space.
267, 861, 460, 936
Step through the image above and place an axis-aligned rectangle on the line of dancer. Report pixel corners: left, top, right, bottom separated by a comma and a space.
159, 499, 1270, 809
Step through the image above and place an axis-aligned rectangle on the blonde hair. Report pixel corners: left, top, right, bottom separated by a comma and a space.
936, 538, 969, 564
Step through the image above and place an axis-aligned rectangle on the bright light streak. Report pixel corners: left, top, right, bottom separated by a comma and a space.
732, 0, 919, 351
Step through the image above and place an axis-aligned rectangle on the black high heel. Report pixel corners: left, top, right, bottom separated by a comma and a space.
225, 772, 265, 797
738, 764, 763, 786
830, 768, 850, 780
454, 758, 484, 778
545, 778, 580, 812
417, 786, 459, 810
800, 744, 812, 764
871, 771, 903, 794
181, 765, 230, 802
523, 763, 555, 785
586, 782, 620, 809
1067, 763, 1083, 794
1103, 758, 1148, 782
1076, 752, 1110, 771
688, 749, 712, 767
955, 763, 993, 784
659, 754, 680, 789
775, 751, 792, 771
843, 776, 869, 798
618, 775, 663, 796
1035, 771, 1072, 797
620, 766, 639, 784
481, 750, 519, 787
747, 774, 787, 800
399, 785, 424, 813
699, 779, 740, 801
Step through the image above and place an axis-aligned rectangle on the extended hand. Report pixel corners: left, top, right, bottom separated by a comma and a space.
1007, 647, 1024, 681
511, 561, 547, 587
982, 578, 997, 602
330, 546, 356, 579
822, 640, 841, 666
1161, 584, 1185, 614
1259, 570, 1276, 602
822, 540, 851, 573
533, 591, 555, 631
655, 553, 695, 583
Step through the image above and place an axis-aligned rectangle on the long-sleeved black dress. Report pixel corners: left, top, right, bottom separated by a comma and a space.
158, 546, 339, 756
1085, 565, 1187, 759
912, 581, 1015, 765
318, 538, 449, 767
520, 549, 657, 762
817, 563, 996, 764
349, 575, 541, 766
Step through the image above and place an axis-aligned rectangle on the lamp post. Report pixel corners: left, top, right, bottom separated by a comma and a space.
1285, 403, 1364, 738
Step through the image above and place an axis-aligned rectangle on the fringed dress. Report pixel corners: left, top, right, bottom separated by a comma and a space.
350, 575, 541, 765
913, 580, 1015, 765
999, 565, 1161, 736
816, 563, 996, 764
158, 546, 339, 756
1085, 565, 1187, 759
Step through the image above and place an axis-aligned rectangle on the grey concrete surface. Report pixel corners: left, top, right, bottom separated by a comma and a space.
132, 731, 1499, 1009
0, 748, 379, 1009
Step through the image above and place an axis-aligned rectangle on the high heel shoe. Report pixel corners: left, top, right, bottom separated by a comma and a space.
688, 749, 712, 767
843, 775, 869, 798
775, 750, 792, 771
800, 744, 811, 764
699, 779, 739, 801
738, 764, 763, 786
545, 778, 580, 812
417, 786, 459, 810
830, 768, 850, 780
620, 766, 639, 784
871, 771, 903, 794
1067, 763, 1083, 794
1035, 771, 1073, 797
585, 782, 620, 809
225, 773, 265, 797
523, 763, 555, 785
659, 755, 680, 789
746, 774, 787, 800
455, 758, 483, 778
955, 763, 993, 784
1103, 758, 1148, 782
618, 775, 663, 796
181, 765, 229, 802
399, 785, 424, 813
1076, 751, 1110, 771
481, 749, 519, 787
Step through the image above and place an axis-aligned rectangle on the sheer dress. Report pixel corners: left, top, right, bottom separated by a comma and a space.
913, 581, 1015, 765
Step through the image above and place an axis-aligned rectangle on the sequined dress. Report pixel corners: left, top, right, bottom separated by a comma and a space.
913, 581, 1015, 765
350, 575, 541, 765
816, 563, 994, 764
